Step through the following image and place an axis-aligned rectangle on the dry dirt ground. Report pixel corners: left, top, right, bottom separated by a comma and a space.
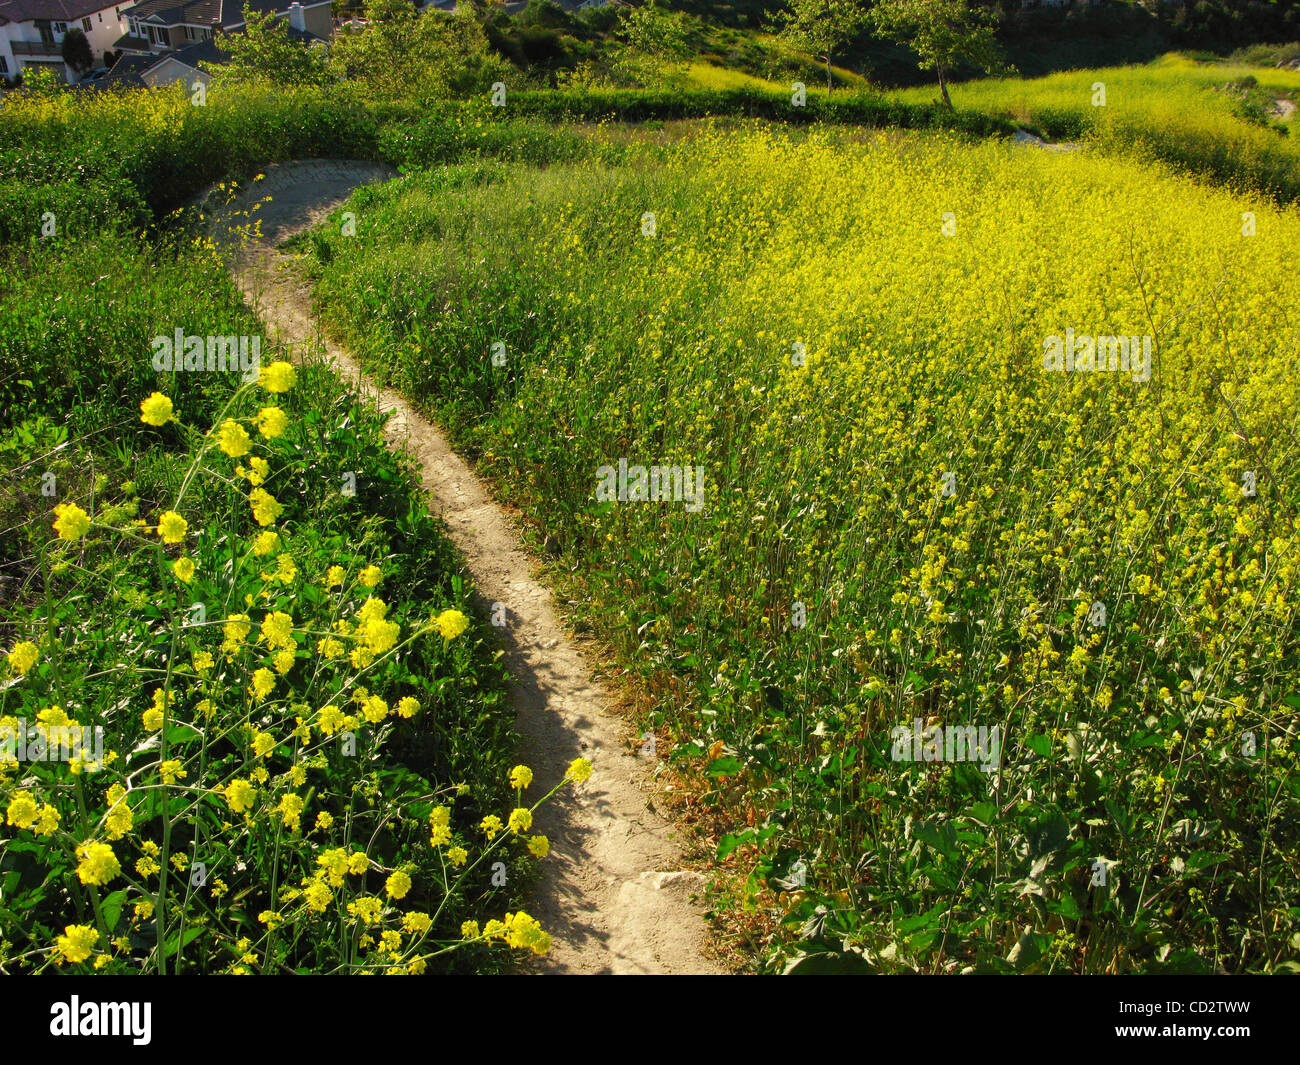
201, 159, 725, 975
1012, 128, 1082, 152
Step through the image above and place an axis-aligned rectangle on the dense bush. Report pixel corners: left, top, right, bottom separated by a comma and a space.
0, 84, 381, 236
494, 86, 1017, 135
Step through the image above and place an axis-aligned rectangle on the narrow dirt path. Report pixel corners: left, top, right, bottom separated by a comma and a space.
1012, 128, 1082, 153
203, 160, 724, 975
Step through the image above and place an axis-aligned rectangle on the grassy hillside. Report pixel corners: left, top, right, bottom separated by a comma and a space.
2, 44, 1298, 975
891, 55, 1300, 203
304, 123, 1300, 973
630, 0, 1300, 85
471, 0, 1300, 95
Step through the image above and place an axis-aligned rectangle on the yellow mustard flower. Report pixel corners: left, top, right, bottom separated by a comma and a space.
52, 502, 91, 540
7, 641, 39, 675
139, 392, 175, 427
155, 510, 187, 545
258, 361, 297, 393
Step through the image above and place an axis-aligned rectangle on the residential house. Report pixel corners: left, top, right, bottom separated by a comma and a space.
418, 0, 620, 12
113, 0, 331, 57
0, 1, 129, 84
105, 0, 330, 88
101, 33, 216, 88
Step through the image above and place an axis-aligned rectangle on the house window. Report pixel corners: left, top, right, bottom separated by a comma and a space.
83, 17, 92, 31
54, 22, 67, 34
0, 57, 8, 74
98, 13, 103, 22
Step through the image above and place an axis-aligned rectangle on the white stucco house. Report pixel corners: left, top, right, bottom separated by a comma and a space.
0, 1, 129, 84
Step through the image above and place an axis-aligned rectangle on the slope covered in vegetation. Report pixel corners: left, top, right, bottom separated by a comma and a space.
305, 124, 1300, 973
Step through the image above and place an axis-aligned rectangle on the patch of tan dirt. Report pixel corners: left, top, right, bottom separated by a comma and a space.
1012, 128, 1082, 153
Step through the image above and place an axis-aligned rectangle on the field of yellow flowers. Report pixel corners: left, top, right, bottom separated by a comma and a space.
0, 216, 590, 972
2, 58, 1298, 975
310, 122, 1300, 973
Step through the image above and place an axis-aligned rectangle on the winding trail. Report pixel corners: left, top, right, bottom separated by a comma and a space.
1012, 128, 1082, 153
203, 160, 724, 975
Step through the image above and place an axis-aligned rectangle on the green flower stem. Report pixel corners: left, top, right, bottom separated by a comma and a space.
152, 597, 183, 975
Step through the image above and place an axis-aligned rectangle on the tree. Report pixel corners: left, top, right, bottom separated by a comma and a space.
517, 0, 576, 33
613, 1, 694, 86
773, 0, 868, 93
215, 10, 332, 86
61, 27, 94, 74
516, 27, 575, 88
328, 0, 508, 101
457, 0, 505, 21
868, 0, 1009, 111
